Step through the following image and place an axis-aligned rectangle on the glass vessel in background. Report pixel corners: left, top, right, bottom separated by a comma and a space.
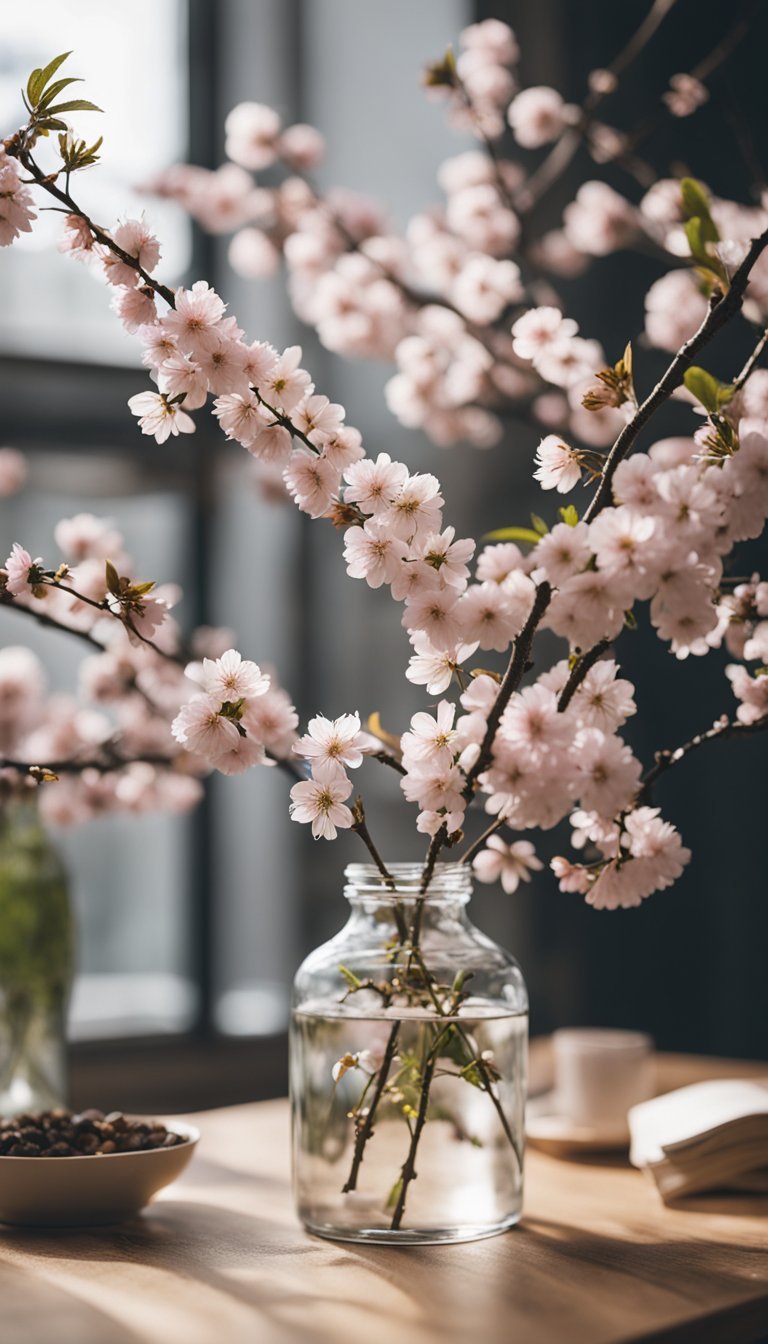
0, 797, 73, 1115
291, 863, 528, 1244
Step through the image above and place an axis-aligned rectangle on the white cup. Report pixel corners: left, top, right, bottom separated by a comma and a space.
552, 1028, 655, 1132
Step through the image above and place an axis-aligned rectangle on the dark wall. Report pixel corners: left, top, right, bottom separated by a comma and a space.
468, 0, 768, 1059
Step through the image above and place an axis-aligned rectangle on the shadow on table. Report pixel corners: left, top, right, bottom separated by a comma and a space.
4, 1200, 768, 1344
0, 1259, 146, 1344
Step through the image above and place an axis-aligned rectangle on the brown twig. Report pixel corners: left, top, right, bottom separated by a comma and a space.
465, 582, 553, 790
638, 713, 768, 803
351, 797, 396, 890
457, 815, 509, 868
341, 1019, 402, 1194
515, 0, 680, 215
557, 638, 613, 713
732, 325, 768, 397
11, 150, 176, 308
584, 226, 768, 521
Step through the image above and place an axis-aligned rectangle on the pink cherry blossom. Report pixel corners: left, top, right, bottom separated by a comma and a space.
259, 345, 313, 412
401, 701, 458, 770
54, 514, 123, 563
402, 587, 464, 651
532, 521, 591, 586
343, 452, 409, 516
171, 695, 243, 761
507, 86, 569, 149
127, 392, 196, 443
343, 521, 407, 588
283, 450, 340, 518
405, 633, 478, 695
379, 473, 444, 544
511, 306, 578, 362
3, 543, 37, 596
289, 764, 354, 840
571, 659, 637, 732
575, 728, 641, 816
294, 712, 367, 775
241, 687, 298, 757
193, 649, 270, 702
0, 447, 27, 498
225, 102, 281, 171
161, 280, 227, 358
534, 436, 582, 492
472, 836, 544, 892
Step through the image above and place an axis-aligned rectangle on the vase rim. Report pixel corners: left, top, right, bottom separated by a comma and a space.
344, 862, 472, 902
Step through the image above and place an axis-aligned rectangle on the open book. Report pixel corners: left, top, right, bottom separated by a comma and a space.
628, 1077, 768, 1200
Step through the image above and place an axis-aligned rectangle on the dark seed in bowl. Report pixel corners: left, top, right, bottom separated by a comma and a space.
0, 1109, 185, 1157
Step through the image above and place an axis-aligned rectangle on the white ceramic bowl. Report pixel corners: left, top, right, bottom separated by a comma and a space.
0, 1120, 199, 1227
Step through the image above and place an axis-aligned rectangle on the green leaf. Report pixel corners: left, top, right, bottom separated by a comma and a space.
338, 965, 362, 991
43, 98, 102, 116
386, 1178, 403, 1210
37, 76, 82, 109
680, 178, 716, 231
105, 559, 122, 598
35, 118, 69, 133
530, 513, 549, 537
684, 218, 725, 283
624, 608, 638, 631
26, 68, 45, 107
683, 366, 722, 413
30, 52, 72, 104
484, 526, 543, 546
558, 504, 579, 527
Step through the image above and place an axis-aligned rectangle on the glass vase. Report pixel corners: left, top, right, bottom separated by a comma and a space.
0, 798, 74, 1116
290, 862, 528, 1244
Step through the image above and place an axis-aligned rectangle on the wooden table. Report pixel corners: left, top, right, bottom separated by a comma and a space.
2, 1051, 768, 1344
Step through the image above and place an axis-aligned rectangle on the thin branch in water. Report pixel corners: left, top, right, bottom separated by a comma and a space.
341, 1019, 402, 1194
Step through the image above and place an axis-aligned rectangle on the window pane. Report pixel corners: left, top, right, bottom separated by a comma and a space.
0, 0, 190, 364
0, 452, 198, 1036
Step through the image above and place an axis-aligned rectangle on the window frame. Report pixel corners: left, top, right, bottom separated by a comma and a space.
0, 0, 295, 1107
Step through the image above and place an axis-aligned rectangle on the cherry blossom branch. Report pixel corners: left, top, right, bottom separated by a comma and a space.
370, 749, 407, 777
389, 1026, 445, 1229
341, 1019, 401, 1193
0, 592, 107, 656
0, 749, 180, 778
7, 146, 176, 308
638, 712, 768, 803
457, 815, 508, 867
350, 797, 396, 891
42, 578, 184, 665
515, 0, 680, 215
623, 4, 760, 163
584, 225, 768, 522
557, 638, 613, 713
733, 324, 768, 396
465, 581, 553, 789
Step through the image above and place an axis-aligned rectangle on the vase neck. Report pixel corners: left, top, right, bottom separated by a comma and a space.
344, 862, 472, 920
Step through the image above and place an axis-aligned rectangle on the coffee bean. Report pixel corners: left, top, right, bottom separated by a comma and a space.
0, 1108, 182, 1157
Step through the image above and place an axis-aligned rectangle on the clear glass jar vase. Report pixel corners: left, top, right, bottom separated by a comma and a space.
0, 798, 73, 1116
290, 862, 528, 1244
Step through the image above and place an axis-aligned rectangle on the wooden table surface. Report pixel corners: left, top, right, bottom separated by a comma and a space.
2, 1050, 768, 1344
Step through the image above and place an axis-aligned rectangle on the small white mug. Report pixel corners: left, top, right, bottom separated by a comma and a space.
552, 1027, 655, 1132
